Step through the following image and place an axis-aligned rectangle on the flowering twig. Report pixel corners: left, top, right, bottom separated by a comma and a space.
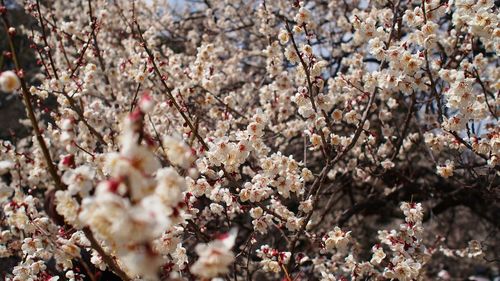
1, 6, 63, 190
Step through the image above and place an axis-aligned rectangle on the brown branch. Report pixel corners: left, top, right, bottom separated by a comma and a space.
87, 0, 115, 99
472, 68, 497, 120
284, 20, 317, 112
82, 227, 132, 281
133, 18, 209, 151
391, 92, 416, 161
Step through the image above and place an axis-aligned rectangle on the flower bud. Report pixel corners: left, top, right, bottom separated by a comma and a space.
0, 71, 21, 93
8, 27, 16, 36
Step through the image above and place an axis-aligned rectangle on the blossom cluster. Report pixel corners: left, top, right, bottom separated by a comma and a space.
0, 0, 498, 280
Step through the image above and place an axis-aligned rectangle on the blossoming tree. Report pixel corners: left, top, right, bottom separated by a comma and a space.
0, 0, 498, 280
